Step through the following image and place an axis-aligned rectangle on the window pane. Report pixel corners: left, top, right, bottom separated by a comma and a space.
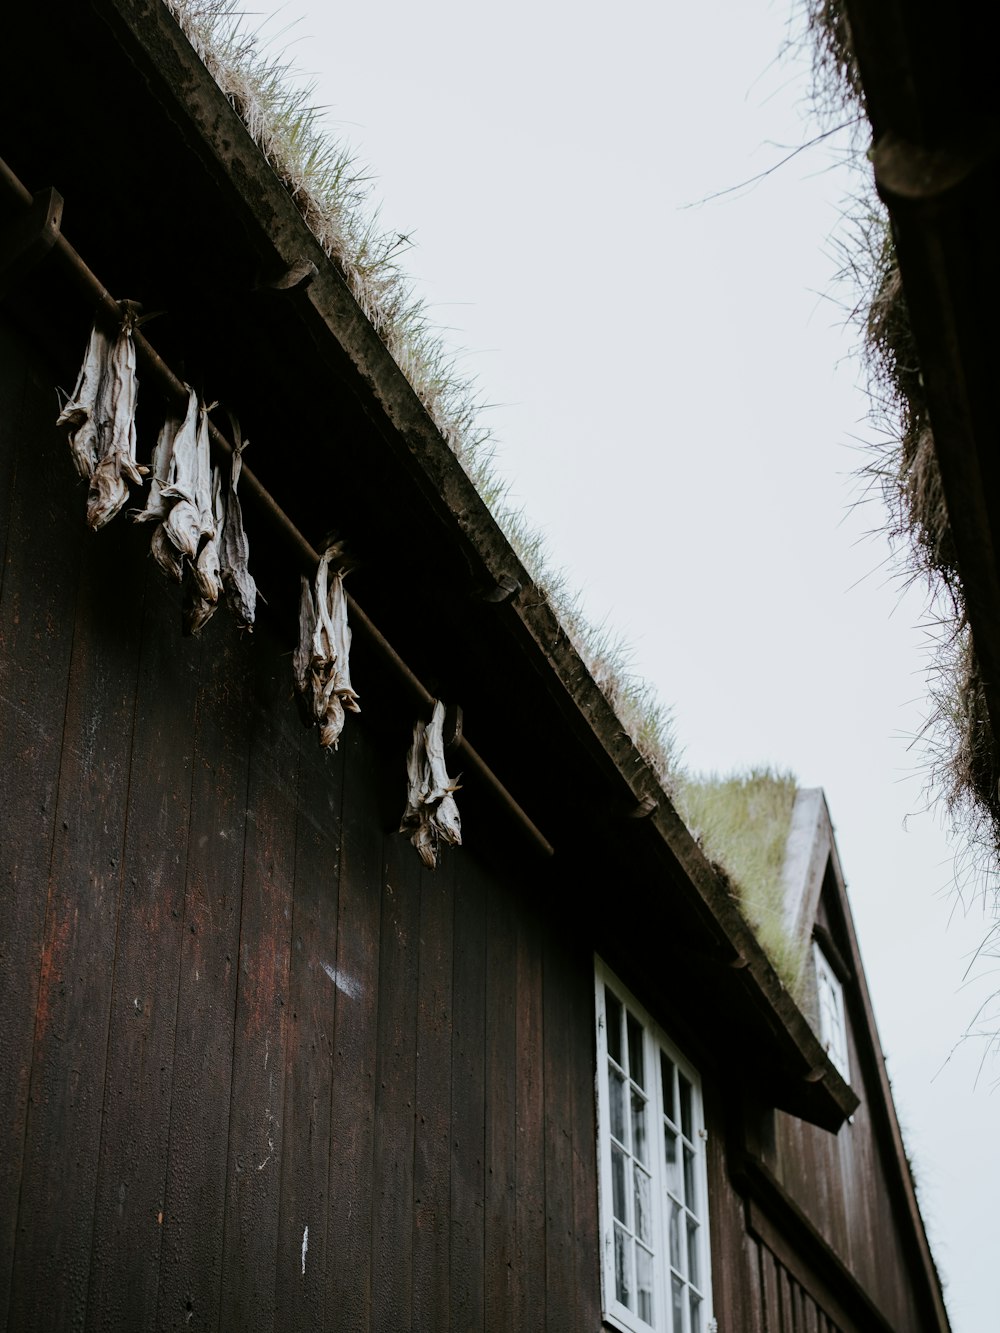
606, 988, 623, 1065
664, 1126, 679, 1196
609, 1068, 626, 1144
611, 1144, 627, 1223
679, 1073, 693, 1140
660, 1051, 676, 1124
636, 1243, 654, 1324
631, 1088, 648, 1165
686, 1215, 700, 1288
683, 1145, 696, 1209
669, 1198, 683, 1273
633, 1163, 652, 1243
689, 1289, 702, 1333
672, 1274, 685, 1331
615, 1223, 632, 1309
627, 1012, 645, 1088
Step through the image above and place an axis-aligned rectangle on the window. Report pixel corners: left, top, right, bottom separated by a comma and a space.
813, 942, 849, 1081
595, 961, 714, 1333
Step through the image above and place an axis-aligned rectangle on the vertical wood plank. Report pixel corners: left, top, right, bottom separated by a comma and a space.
484, 875, 517, 1333
323, 723, 383, 1333
370, 833, 420, 1333
567, 947, 601, 1329
512, 908, 545, 1329
411, 853, 454, 1333
0, 354, 83, 1329
5, 489, 145, 1328
449, 857, 486, 1332
85, 576, 201, 1333
272, 731, 344, 1330
0, 323, 27, 600
217, 656, 299, 1331
761, 1245, 781, 1333
154, 618, 255, 1332
542, 936, 575, 1333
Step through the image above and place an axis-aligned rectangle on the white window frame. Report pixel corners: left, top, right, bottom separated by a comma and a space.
595, 959, 714, 1333
813, 942, 850, 1082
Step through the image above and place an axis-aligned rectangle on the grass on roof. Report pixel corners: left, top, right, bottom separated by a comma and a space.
676, 768, 805, 994
165, 0, 813, 986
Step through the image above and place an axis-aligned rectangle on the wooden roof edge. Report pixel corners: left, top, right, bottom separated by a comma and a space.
842, 0, 1000, 811
92, 0, 857, 1132
795, 789, 952, 1329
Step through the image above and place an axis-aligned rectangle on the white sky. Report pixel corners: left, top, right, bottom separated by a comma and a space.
250, 1, 997, 1324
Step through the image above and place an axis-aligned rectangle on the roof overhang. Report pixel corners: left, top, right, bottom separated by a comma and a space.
842, 0, 1000, 760
1, 0, 856, 1131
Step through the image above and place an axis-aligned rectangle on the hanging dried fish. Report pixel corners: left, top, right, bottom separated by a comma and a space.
293, 544, 360, 748
56, 304, 145, 529
293, 576, 316, 704
216, 426, 257, 630
399, 700, 462, 869
133, 414, 180, 526
56, 321, 110, 480
162, 397, 212, 564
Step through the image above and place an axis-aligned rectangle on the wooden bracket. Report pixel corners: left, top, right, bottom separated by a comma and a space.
627, 794, 658, 819
0, 186, 64, 299
256, 258, 318, 294
480, 573, 521, 604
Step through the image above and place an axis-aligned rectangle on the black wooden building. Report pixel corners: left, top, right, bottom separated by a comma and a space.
0, 3, 949, 1330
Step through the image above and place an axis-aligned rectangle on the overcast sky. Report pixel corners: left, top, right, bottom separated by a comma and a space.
248, 0, 997, 1324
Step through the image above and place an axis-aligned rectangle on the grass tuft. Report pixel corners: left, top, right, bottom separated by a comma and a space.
675, 769, 804, 994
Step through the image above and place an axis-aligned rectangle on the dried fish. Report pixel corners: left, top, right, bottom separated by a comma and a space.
293, 544, 360, 748
133, 415, 179, 525
57, 321, 110, 479
87, 308, 143, 530
217, 433, 257, 630
57, 305, 145, 528
293, 577, 316, 702
150, 521, 184, 583
399, 700, 462, 868
161, 396, 210, 561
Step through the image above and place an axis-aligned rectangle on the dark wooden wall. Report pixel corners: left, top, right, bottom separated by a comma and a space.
0, 319, 602, 1333
763, 888, 930, 1333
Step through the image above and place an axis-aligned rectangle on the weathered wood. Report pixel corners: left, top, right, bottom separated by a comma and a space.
4, 384, 142, 1333
272, 725, 344, 1329
0, 342, 71, 1329
568, 943, 602, 1329
512, 909, 546, 1328
411, 854, 455, 1332
542, 936, 575, 1333
85, 571, 201, 1332
154, 616, 254, 1332
449, 858, 487, 1332
370, 830, 420, 1333
484, 877, 517, 1333
323, 723, 383, 1332
218, 657, 299, 1330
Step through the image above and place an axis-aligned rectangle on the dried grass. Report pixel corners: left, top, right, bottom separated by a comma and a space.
809, 0, 1000, 896
162, 0, 826, 973
676, 768, 804, 994
164, 0, 684, 792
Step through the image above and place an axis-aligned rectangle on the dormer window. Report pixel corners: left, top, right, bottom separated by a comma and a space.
813, 941, 849, 1081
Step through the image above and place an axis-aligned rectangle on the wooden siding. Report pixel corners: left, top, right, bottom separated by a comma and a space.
0, 320, 602, 1333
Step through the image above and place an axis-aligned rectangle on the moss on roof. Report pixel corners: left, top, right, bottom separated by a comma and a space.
676, 769, 804, 994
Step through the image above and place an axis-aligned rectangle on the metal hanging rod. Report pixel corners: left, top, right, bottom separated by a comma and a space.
0, 156, 554, 859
